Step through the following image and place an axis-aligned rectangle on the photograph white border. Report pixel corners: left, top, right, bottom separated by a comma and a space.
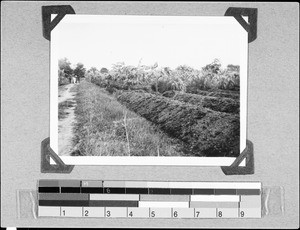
50, 15, 247, 166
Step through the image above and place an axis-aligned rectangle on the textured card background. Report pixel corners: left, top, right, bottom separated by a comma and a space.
1, 1, 299, 228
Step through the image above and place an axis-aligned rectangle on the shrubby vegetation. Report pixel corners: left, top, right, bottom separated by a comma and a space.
85, 59, 240, 95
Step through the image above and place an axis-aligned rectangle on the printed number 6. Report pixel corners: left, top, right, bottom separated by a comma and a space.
173, 211, 178, 218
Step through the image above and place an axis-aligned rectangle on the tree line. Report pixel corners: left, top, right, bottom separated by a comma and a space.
58, 58, 86, 85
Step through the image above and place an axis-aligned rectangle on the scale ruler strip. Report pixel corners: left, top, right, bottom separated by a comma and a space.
38, 180, 261, 218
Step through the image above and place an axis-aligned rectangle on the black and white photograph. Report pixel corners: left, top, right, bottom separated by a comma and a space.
50, 15, 248, 165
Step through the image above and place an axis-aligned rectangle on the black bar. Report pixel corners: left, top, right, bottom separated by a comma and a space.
61, 187, 81, 193
103, 187, 126, 194
214, 189, 237, 195
38, 187, 60, 193
126, 188, 148, 194
149, 188, 170, 194
170, 189, 193, 195
89, 200, 138, 207
236, 189, 260, 195
193, 189, 215, 195
81, 187, 103, 194
39, 200, 89, 206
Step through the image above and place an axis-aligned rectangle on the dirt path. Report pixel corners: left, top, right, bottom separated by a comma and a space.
58, 83, 77, 156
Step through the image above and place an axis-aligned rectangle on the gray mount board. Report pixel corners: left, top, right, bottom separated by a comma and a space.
1, 1, 299, 228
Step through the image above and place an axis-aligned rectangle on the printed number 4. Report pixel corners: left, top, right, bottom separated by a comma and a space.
129, 211, 133, 217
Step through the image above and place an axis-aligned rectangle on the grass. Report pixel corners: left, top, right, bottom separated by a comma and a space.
71, 80, 186, 157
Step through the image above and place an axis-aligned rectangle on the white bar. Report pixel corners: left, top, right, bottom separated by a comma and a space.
169, 182, 261, 189
60, 207, 82, 217
90, 194, 139, 201
124, 181, 148, 188
146, 182, 170, 188
191, 195, 240, 202
127, 207, 150, 218
38, 206, 60, 217
139, 201, 189, 208
59, 156, 239, 166
105, 207, 127, 218
83, 207, 105, 217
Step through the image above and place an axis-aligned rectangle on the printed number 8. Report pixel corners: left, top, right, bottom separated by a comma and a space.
218, 211, 222, 217
240, 211, 244, 217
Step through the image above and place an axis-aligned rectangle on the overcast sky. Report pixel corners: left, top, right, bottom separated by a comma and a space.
52, 15, 247, 70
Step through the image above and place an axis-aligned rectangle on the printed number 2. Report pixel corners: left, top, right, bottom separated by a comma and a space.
84, 210, 89, 217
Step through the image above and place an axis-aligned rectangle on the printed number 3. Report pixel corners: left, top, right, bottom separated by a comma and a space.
106, 210, 111, 217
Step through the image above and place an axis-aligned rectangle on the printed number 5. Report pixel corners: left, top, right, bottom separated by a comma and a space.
151, 211, 155, 217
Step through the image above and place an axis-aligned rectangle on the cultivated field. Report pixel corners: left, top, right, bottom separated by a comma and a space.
58, 59, 240, 157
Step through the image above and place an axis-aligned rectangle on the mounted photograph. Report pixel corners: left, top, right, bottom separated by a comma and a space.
50, 15, 248, 166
